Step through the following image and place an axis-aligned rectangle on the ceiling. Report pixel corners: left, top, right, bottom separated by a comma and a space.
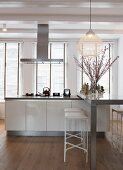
0, 0, 123, 40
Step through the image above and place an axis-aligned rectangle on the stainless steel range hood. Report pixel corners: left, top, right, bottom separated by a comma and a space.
20, 24, 63, 64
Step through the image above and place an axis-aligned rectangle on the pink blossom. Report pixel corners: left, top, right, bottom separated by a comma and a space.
74, 46, 119, 85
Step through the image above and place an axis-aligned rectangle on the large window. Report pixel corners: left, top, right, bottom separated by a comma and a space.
36, 42, 66, 94
0, 41, 66, 99
82, 42, 114, 94
0, 42, 21, 99
0, 41, 115, 99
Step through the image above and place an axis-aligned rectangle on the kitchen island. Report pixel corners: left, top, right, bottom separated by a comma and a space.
5, 95, 110, 136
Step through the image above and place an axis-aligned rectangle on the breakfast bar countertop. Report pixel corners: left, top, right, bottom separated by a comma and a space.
5, 95, 82, 100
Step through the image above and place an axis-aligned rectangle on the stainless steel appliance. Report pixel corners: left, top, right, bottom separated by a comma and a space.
43, 87, 50, 96
63, 89, 71, 97
20, 24, 63, 64
25, 93, 34, 96
53, 92, 60, 96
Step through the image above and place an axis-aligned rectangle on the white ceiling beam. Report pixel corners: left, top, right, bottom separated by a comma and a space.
0, 28, 123, 34
1, 0, 123, 3
1, 14, 123, 22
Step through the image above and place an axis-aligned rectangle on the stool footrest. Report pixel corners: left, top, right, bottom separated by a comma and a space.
66, 142, 87, 152
66, 132, 85, 140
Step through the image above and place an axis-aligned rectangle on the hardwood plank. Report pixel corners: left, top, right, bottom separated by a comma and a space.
0, 121, 123, 170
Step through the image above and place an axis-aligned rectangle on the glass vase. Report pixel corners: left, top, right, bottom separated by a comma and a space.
91, 80, 97, 94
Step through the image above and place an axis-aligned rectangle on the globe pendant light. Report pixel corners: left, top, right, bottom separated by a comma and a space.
78, 0, 102, 57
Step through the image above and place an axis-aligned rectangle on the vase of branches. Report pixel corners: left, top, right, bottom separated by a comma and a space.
74, 46, 119, 95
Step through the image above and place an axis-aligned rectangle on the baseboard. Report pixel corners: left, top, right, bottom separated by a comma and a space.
7, 131, 105, 137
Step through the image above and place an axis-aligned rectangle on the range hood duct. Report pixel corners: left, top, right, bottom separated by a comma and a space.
20, 24, 63, 64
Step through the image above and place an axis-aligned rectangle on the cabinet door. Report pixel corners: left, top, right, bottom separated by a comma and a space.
26, 101, 46, 131
47, 100, 71, 131
5, 100, 25, 131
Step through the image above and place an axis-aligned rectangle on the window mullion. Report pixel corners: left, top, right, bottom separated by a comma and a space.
64, 43, 65, 88
50, 43, 52, 91
17, 43, 20, 95
36, 63, 38, 93
4, 43, 7, 98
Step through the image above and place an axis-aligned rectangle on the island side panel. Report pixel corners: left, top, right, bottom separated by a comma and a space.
71, 100, 110, 132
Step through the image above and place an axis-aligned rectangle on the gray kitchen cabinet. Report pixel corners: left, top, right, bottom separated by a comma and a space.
5, 99, 110, 134
25, 100, 47, 131
47, 100, 71, 131
5, 100, 26, 131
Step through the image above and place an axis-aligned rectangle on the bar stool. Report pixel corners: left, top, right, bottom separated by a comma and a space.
111, 107, 123, 153
64, 108, 88, 162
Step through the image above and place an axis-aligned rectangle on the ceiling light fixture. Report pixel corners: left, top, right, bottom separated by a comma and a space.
78, 0, 102, 57
2, 24, 7, 32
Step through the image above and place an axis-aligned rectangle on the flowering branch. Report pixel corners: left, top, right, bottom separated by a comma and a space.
74, 46, 119, 85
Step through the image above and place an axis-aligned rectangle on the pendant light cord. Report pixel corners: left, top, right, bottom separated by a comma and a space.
90, 0, 92, 30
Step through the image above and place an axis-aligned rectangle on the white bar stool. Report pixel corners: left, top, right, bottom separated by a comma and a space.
111, 107, 123, 153
64, 108, 88, 162
64, 108, 83, 112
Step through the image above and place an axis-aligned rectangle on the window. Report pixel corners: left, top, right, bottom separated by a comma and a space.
6, 43, 19, 96
0, 42, 21, 99
50, 43, 64, 94
37, 64, 50, 92
36, 42, 66, 94
82, 42, 114, 94
0, 43, 5, 98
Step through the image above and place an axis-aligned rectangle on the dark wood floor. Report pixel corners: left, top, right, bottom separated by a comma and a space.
0, 120, 123, 170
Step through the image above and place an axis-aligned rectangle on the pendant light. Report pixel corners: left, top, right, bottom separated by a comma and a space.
2, 24, 7, 32
78, 0, 102, 57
